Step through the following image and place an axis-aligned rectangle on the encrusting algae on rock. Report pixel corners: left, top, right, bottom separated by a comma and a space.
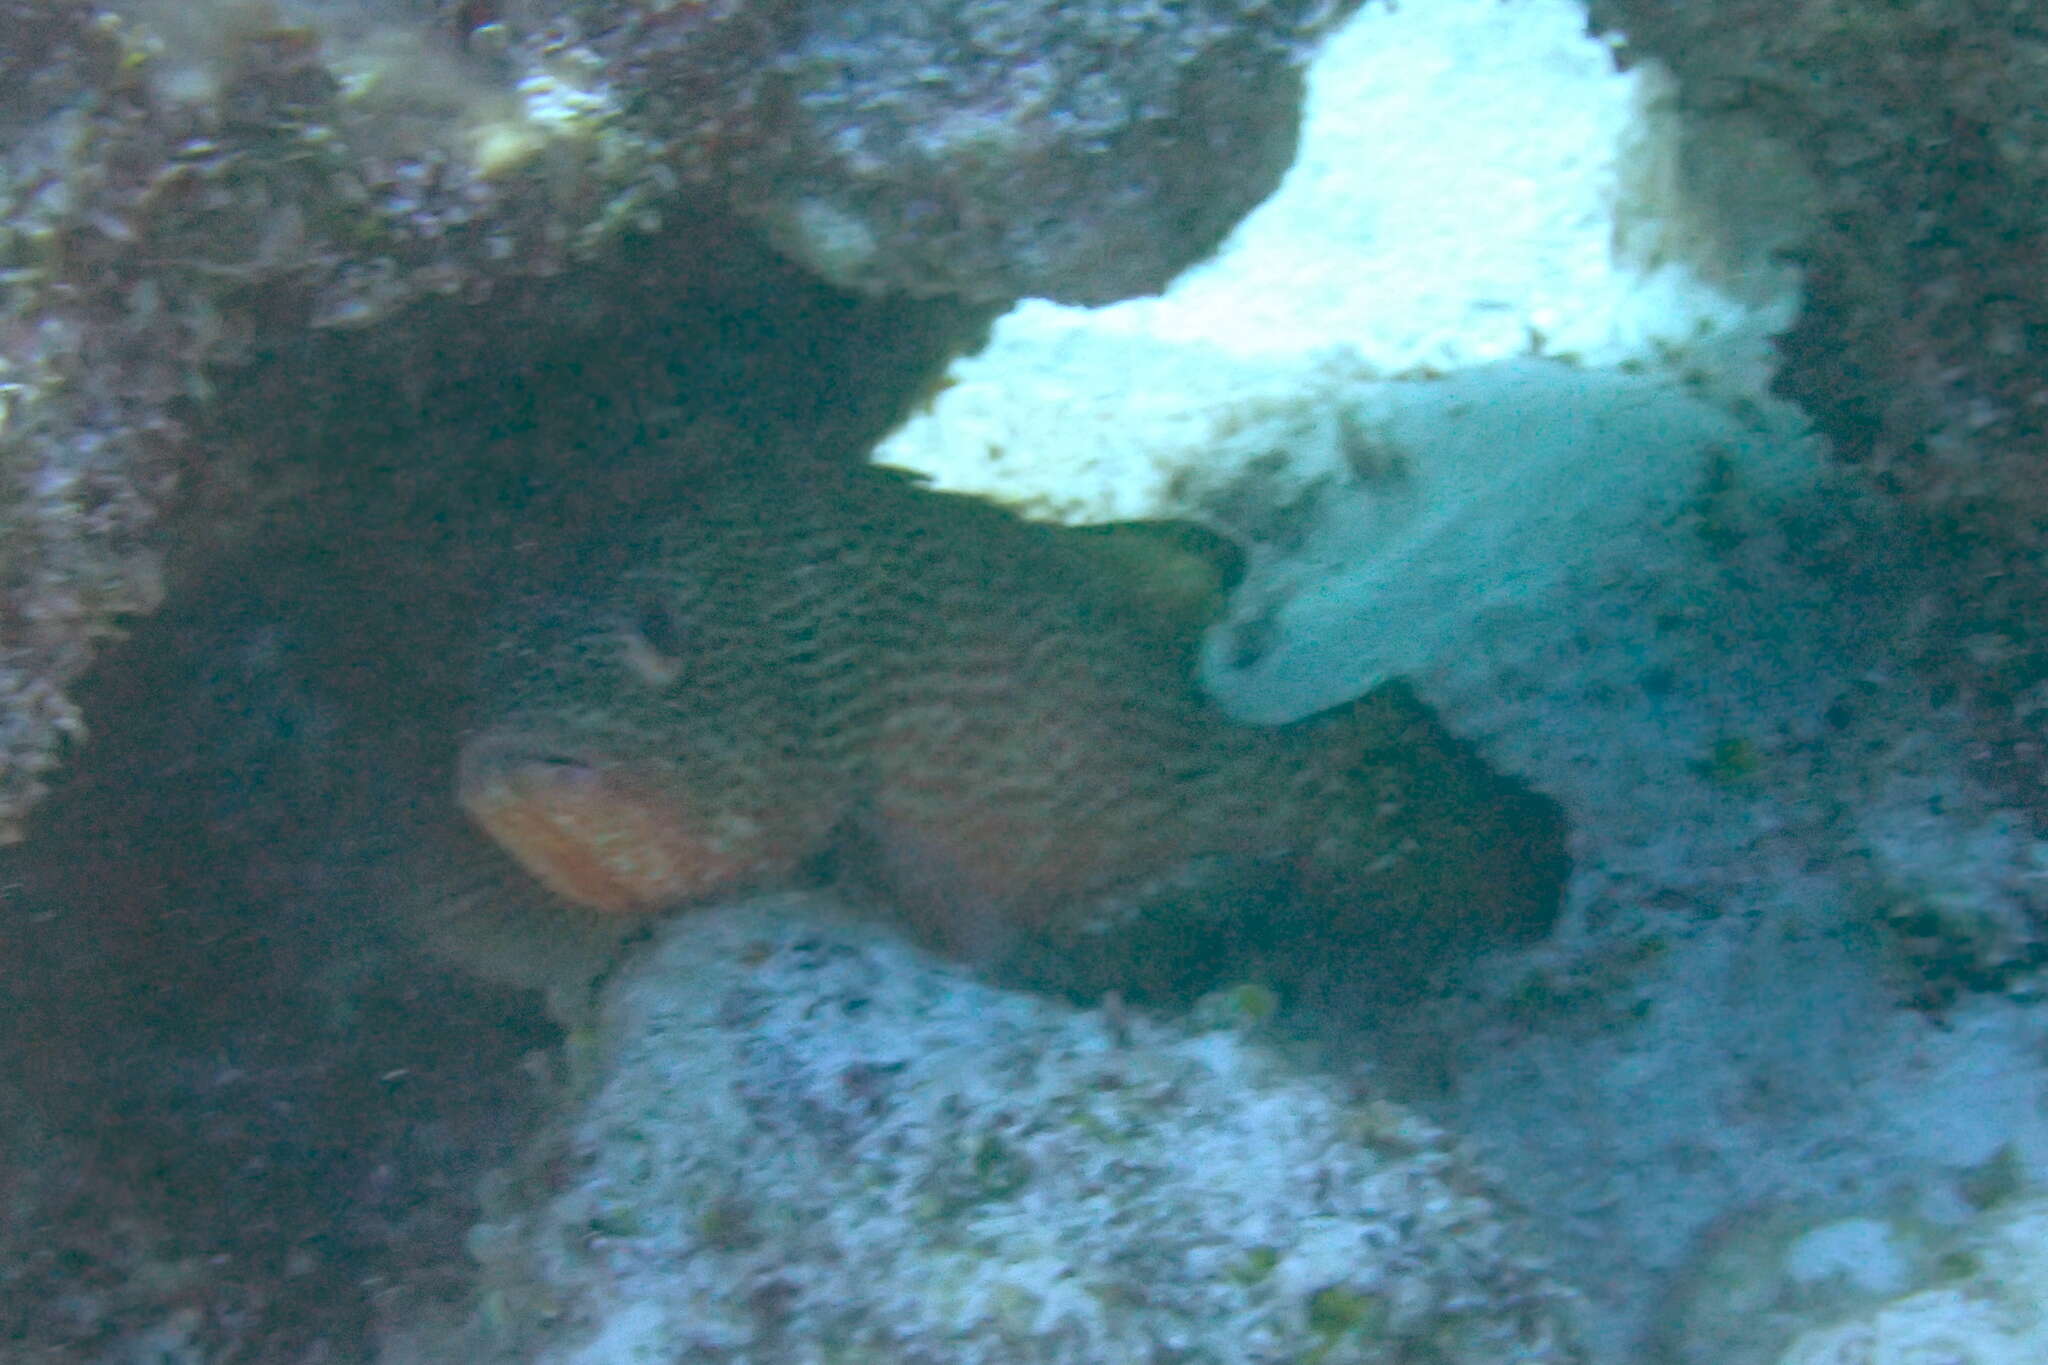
456, 458, 1563, 990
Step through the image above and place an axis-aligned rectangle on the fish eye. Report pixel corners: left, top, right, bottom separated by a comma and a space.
620, 595, 688, 689
633, 595, 689, 654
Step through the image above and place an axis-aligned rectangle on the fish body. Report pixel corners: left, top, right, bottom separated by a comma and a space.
458, 463, 1558, 966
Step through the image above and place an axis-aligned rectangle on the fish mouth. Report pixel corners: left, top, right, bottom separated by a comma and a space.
456, 730, 753, 914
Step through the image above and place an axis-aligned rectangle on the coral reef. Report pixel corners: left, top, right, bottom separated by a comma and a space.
0, 0, 1330, 838
431, 895, 1585, 1365
1648, 1203, 1943, 1365
0, 568, 565, 1362
1640, 1170, 2048, 1365
697, 0, 1344, 303
1586, 0, 2048, 524
457, 459, 1563, 983
0, 220, 978, 1355
872, 0, 1817, 711
875, 0, 1811, 526
1585, 0, 2048, 826
864, 2, 2048, 1358
15, 2, 2048, 1361
0, 3, 162, 842
1357, 455, 2048, 1362
1772, 1194, 2048, 1365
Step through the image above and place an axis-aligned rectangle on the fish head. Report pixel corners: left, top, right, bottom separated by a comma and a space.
456, 729, 770, 913
457, 572, 836, 914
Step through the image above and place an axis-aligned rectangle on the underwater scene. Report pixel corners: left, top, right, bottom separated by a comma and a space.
4, 0, 2048, 1360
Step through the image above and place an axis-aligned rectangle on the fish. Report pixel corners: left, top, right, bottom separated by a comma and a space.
455, 460, 1562, 986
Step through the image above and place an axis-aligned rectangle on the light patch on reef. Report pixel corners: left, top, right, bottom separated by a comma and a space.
874, 0, 1820, 718
1773, 1199, 2048, 1365
107, 0, 617, 181
462, 66, 617, 176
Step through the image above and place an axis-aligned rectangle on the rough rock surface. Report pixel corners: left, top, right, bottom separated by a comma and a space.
1588, 0, 2048, 524
1361, 457, 2048, 1363
1587, 0, 2048, 825
0, 561, 572, 1363
439, 895, 1585, 1365
0, 4, 166, 842
1773, 1196, 2048, 1365
687, 0, 1342, 303
864, 2, 2048, 1358
0, 0, 1331, 839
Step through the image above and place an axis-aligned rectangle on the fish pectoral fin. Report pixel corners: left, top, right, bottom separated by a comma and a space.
837, 802, 1051, 964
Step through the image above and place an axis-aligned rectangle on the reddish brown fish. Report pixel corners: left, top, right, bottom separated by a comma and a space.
458, 462, 1559, 967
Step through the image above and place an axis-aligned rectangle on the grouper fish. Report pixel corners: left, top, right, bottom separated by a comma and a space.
456, 460, 1561, 983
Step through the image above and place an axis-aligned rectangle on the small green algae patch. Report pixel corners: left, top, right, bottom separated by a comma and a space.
1306, 1285, 1392, 1361
1228, 1245, 1280, 1287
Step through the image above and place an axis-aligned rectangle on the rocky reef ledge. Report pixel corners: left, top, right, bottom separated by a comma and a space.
407, 895, 1585, 1365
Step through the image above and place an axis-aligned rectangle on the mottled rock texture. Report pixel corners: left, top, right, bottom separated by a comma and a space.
1774, 1197, 2048, 1364
639, 0, 1344, 302
1589, 0, 2048, 816
0, 548, 578, 1363
1591, 0, 2048, 512
0, 4, 158, 842
442, 897, 1584, 1365
0, 0, 1336, 839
